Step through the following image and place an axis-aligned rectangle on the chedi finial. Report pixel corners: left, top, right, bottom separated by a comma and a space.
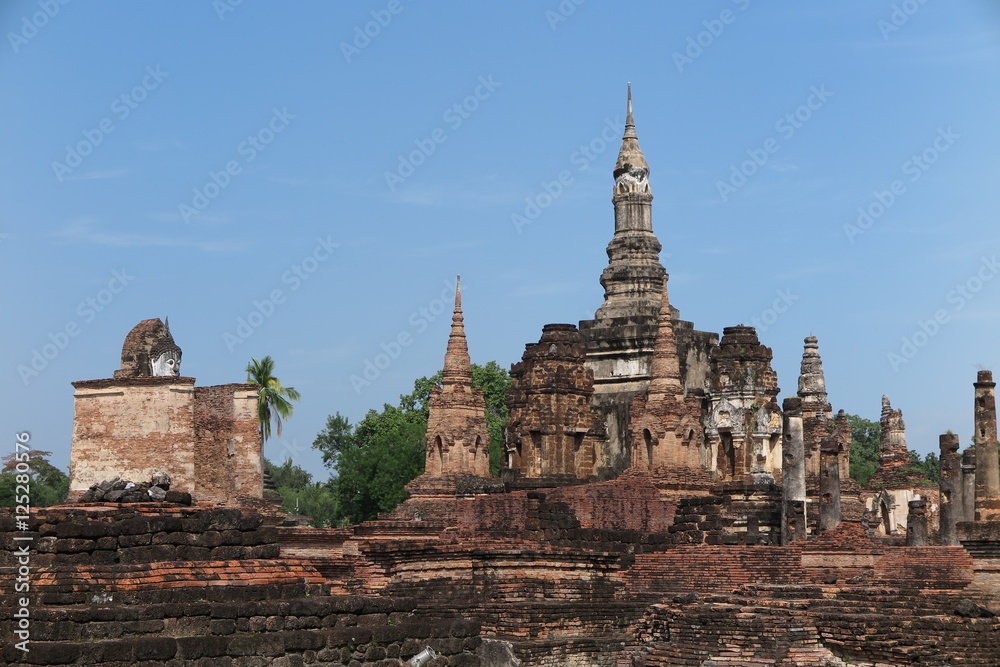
614, 82, 649, 196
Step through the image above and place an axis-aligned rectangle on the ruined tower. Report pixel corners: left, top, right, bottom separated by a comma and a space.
628, 283, 704, 475
578, 84, 717, 476
704, 326, 782, 481
504, 324, 605, 481
423, 278, 491, 478
797, 336, 835, 480
867, 395, 937, 536
973, 370, 1000, 521
69, 319, 261, 505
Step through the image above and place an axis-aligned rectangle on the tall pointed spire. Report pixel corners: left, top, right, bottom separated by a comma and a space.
442, 276, 472, 383
624, 82, 636, 138
614, 82, 649, 195
423, 275, 490, 478
590, 83, 663, 321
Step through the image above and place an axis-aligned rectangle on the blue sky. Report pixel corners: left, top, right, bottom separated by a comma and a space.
2, 1, 1000, 480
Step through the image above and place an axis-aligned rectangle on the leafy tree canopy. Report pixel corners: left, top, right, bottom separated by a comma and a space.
845, 413, 940, 486
0, 449, 69, 508
265, 457, 312, 490
847, 414, 880, 487
264, 457, 340, 527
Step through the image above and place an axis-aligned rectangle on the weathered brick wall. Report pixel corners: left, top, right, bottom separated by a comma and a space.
0, 506, 485, 666
543, 476, 679, 533
193, 383, 262, 504
69, 378, 197, 497
663, 482, 783, 546
625, 584, 1000, 666
0, 506, 279, 570
68, 378, 261, 506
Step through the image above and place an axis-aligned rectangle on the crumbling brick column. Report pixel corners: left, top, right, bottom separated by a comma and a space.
782, 397, 806, 544
818, 437, 842, 532
962, 448, 977, 523
938, 433, 961, 545
973, 370, 1000, 521
906, 498, 928, 546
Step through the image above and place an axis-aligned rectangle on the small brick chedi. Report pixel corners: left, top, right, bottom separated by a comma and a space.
68, 318, 263, 506
423, 280, 491, 479
7, 87, 1000, 667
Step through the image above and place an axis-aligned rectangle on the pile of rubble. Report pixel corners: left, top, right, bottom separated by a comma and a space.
78, 472, 192, 504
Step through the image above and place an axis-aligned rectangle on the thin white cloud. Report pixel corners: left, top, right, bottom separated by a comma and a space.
63, 168, 129, 181
147, 210, 231, 225
51, 217, 245, 252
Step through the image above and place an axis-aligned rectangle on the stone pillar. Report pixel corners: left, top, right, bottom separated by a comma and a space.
939, 433, 961, 545
818, 437, 842, 532
973, 370, 1000, 521
906, 498, 928, 546
782, 397, 806, 544
962, 448, 977, 523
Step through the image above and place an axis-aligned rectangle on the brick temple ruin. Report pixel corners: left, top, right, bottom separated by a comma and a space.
68, 318, 264, 507
3, 86, 1000, 666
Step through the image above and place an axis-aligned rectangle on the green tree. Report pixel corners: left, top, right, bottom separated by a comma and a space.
263, 457, 340, 527
246, 356, 301, 441
312, 413, 355, 470
264, 457, 312, 490
278, 482, 340, 528
471, 361, 510, 475
908, 450, 940, 484
0, 450, 69, 507
846, 412, 942, 486
847, 414, 880, 486
335, 415, 426, 524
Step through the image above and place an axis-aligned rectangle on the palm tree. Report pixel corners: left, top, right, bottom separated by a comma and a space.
245, 356, 301, 442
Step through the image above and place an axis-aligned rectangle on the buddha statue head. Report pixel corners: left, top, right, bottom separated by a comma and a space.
114, 317, 183, 379
150, 329, 182, 376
